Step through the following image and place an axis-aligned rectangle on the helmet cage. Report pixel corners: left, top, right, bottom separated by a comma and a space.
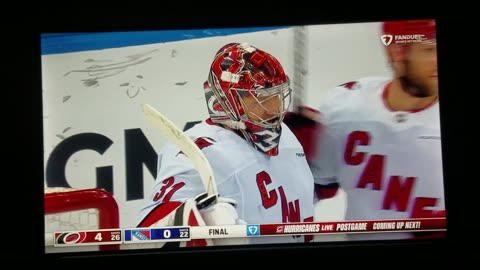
207, 70, 291, 130
234, 80, 291, 129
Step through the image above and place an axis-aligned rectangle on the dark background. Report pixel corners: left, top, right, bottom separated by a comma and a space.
10, 8, 464, 266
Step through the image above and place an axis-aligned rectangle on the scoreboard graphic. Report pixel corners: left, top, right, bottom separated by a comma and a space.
54, 229, 122, 246
124, 227, 190, 243
51, 217, 446, 247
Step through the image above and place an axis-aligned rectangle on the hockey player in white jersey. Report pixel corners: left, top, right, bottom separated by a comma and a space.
137, 43, 315, 247
285, 19, 445, 241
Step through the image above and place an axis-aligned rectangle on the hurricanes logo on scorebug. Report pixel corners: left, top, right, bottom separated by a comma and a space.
381, 35, 393, 46
55, 232, 87, 245
282, 224, 320, 233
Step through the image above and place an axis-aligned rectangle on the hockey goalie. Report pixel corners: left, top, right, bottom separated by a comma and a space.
134, 42, 316, 248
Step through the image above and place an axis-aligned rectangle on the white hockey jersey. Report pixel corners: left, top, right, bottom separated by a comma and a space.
310, 77, 446, 240
138, 120, 315, 244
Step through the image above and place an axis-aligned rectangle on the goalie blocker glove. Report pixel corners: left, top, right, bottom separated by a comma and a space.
195, 192, 248, 246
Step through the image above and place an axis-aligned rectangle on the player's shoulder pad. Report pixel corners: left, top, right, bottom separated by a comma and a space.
166, 136, 217, 161
335, 76, 390, 92
183, 123, 242, 173
182, 122, 221, 151
337, 80, 360, 90
318, 77, 390, 118
191, 137, 217, 151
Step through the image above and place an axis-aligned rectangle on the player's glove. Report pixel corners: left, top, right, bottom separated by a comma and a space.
195, 192, 245, 225
195, 193, 248, 246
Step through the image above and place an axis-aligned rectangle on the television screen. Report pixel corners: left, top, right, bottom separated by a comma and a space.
39, 16, 449, 259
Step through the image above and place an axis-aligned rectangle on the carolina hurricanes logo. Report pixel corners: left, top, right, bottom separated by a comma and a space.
381, 35, 393, 46
55, 232, 87, 245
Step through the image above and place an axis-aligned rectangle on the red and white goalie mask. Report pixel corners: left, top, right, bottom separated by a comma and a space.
204, 43, 291, 156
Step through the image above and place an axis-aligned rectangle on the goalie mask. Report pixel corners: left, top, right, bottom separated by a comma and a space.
204, 43, 291, 156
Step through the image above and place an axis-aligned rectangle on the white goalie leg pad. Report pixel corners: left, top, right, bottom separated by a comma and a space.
199, 197, 249, 246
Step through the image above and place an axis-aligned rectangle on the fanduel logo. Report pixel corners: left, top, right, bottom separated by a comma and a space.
381, 34, 428, 46
381, 35, 393, 46
246, 225, 260, 236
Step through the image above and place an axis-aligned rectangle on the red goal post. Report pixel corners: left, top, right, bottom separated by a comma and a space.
44, 187, 120, 251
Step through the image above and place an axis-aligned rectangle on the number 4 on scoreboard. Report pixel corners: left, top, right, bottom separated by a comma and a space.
95, 232, 103, 241
85, 230, 122, 244
54, 229, 122, 246
94, 232, 121, 242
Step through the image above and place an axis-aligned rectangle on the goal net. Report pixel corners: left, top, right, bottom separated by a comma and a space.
44, 187, 120, 252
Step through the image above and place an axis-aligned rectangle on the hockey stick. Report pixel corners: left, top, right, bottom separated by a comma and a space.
143, 104, 218, 199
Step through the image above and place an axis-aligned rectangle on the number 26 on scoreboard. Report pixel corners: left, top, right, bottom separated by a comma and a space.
94, 232, 121, 241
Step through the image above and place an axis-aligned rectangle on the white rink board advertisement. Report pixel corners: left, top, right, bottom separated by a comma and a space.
42, 22, 390, 246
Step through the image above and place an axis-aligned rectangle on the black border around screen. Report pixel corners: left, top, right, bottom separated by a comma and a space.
16, 9, 461, 265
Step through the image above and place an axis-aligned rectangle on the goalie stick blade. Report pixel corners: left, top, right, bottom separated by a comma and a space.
143, 104, 218, 198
